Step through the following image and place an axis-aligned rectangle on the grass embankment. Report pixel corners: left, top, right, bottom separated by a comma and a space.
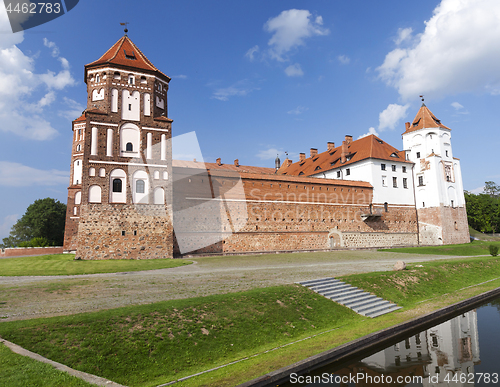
0, 286, 360, 387
0, 342, 95, 387
379, 240, 500, 256
1, 257, 500, 386
0, 254, 191, 276
469, 226, 500, 241
338, 256, 500, 308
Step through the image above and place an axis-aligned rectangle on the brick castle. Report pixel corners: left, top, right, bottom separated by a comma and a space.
63, 35, 469, 259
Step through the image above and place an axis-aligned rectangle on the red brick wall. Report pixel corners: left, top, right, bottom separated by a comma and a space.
0, 247, 64, 257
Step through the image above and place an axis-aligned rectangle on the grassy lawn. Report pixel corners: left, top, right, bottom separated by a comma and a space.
0, 342, 94, 387
1, 257, 500, 386
469, 226, 500, 241
379, 240, 500, 256
0, 285, 359, 387
0, 254, 192, 276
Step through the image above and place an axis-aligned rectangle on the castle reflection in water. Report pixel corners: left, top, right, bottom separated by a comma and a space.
335, 310, 479, 386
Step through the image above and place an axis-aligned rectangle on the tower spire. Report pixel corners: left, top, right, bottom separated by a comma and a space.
120, 22, 129, 35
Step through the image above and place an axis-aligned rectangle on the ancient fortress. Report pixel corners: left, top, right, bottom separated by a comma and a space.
63, 35, 470, 259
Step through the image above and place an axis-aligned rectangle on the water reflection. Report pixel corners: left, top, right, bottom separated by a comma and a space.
284, 309, 485, 386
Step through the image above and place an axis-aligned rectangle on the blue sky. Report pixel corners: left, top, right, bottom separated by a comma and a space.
1, 0, 499, 241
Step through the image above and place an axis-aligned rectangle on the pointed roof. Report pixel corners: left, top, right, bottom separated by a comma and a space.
277, 134, 411, 177
85, 35, 170, 82
404, 103, 450, 134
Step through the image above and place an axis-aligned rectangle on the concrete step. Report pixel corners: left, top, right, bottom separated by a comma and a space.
331, 289, 367, 303
310, 281, 346, 291
343, 294, 381, 309
313, 284, 357, 297
355, 299, 392, 314
368, 305, 402, 318
298, 277, 401, 318
299, 277, 337, 287
362, 303, 401, 318
322, 285, 357, 297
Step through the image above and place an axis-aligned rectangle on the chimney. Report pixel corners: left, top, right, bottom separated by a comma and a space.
299, 153, 306, 162
341, 141, 348, 164
285, 159, 293, 167
216, 157, 222, 166
234, 159, 239, 167
405, 122, 411, 131
345, 135, 353, 145
327, 142, 335, 151
310, 148, 318, 158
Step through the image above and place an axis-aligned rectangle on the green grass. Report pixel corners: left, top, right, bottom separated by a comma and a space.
0, 254, 192, 276
469, 226, 500, 241
0, 285, 359, 387
339, 256, 500, 308
379, 240, 500, 256
3, 257, 500, 386
0, 343, 94, 387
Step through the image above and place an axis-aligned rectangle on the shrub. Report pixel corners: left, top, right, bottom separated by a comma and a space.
489, 245, 499, 257
18, 237, 51, 248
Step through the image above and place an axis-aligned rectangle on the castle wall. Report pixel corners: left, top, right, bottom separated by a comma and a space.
173, 169, 419, 255
418, 205, 470, 245
75, 204, 172, 260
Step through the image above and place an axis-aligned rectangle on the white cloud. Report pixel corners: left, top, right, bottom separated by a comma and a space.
451, 102, 464, 110
172, 74, 188, 79
287, 106, 308, 115
265, 9, 329, 62
284, 63, 304, 77
358, 127, 379, 139
43, 38, 59, 57
0, 161, 68, 187
0, 214, 18, 239
0, 3, 76, 140
470, 186, 485, 194
245, 45, 259, 61
394, 27, 413, 46
377, 0, 500, 100
211, 79, 259, 101
378, 103, 410, 131
58, 97, 85, 121
337, 55, 350, 65
257, 148, 282, 160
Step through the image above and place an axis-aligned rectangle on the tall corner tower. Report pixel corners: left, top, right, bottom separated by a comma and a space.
402, 104, 469, 245
63, 32, 173, 259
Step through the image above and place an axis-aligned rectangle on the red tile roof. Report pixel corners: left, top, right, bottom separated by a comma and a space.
173, 159, 276, 175
404, 104, 450, 134
173, 160, 372, 188
73, 113, 86, 122
85, 35, 170, 82
278, 134, 411, 177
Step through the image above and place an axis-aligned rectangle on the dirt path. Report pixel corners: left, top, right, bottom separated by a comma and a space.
0, 250, 476, 322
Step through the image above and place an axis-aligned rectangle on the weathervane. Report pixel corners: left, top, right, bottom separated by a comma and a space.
120, 22, 129, 35
419, 95, 424, 102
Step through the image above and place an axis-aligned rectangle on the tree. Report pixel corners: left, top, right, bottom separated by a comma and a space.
484, 181, 500, 197
1, 198, 66, 247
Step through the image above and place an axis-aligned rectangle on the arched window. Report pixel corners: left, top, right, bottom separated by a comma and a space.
99, 168, 106, 177
119, 123, 140, 156
154, 187, 165, 204
88, 185, 102, 203
109, 169, 126, 203
136, 179, 145, 193
132, 170, 149, 204
113, 178, 122, 193
74, 191, 81, 205
89, 167, 95, 177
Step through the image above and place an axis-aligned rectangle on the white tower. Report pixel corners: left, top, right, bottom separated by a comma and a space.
402, 104, 469, 245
